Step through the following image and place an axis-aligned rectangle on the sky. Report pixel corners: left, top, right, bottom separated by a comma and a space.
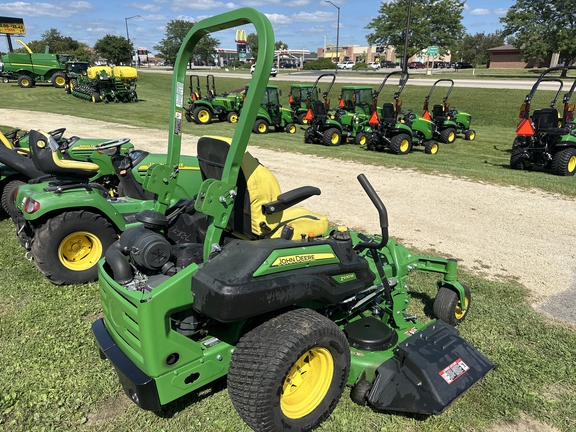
0, 1, 513, 56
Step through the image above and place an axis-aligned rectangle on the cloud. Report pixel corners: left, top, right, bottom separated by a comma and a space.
470, 8, 491, 16
264, 13, 292, 26
494, 8, 508, 16
291, 11, 335, 22
127, 3, 161, 12
0, 1, 92, 18
170, 0, 236, 11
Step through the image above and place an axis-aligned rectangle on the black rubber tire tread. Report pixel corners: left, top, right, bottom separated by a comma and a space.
304, 128, 313, 143
510, 147, 531, 170
17, 75, 33, 88
51, 72, 66, 88
227, 111, 239, 123
354, 133, 367, 146
350, 379, 372, 406
31, 210, 117, 285
285, 123, 296, 134
424, 141, 439, 154
298, 112, 308, 125
1, 178, 27, 217
322, 127, 341, 146
551, 147, 576, 176
464, 129, 476, 141
439, 127, 456, 144
92, 92, 101, 103
184, 110, 194, 123
228, 308, 350, 432
193, 106, 212, 125
512, 137, 526, 148
433, 283, 472, 326
390, 133, 411, 155
253, 118, 269, 134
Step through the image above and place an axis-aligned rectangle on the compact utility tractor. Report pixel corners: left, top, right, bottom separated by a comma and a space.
68, 65, 138, 103
366, 71, 439, 155
511, 66, 576, 175
184, 74, 244, 124
91, 9, 493, 432
12, 131, 203, 285
245, 83, 297, 134
288, 82, 320, 124
421, 79, 475, 143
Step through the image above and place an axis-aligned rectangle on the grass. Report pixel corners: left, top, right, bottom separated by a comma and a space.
1, 71, 576, 431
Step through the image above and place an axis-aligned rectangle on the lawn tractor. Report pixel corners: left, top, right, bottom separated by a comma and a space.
288, 77, 334, 125
184, 74, 244, 124
0, 127, 134, 216
366, 71, 439, 155
12, 130, 203, 285
304, 75, 381, 146
245, 83, 297, 134
91, 9, 493, 432
511, 66, 576, 176
421, 79, 475, 143
68, 65, 138, 103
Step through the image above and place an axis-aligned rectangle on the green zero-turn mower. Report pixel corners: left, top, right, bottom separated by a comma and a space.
512, 66, 576, 176
91, 9, 494, 432
12, 130, 203, 285
366, 71, 439, 155
0, 127, 134, 216
184, 74, 244, 124
421, 79, 476, 143
245, 83, 297, 134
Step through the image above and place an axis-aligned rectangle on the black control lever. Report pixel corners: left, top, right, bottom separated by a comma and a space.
354, 174, 389, 250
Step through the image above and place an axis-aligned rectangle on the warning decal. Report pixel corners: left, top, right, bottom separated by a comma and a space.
439, 358, 470, 384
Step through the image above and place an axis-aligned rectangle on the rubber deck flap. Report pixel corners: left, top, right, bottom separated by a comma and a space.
367, 320, 494, 414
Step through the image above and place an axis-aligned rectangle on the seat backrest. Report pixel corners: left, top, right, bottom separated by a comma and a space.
432, 104, 445, 119
312, 99, 327, 119
381, 103, 396, 124
28, 130, 99, 178
536, 108, 560, 131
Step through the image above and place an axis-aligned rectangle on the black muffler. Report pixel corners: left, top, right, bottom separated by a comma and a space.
367, 320, 495, 415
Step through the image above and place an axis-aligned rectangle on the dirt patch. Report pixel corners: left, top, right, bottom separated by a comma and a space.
489, 413, 561, 432
84, 392, 133, 427
2, 108, 576, 324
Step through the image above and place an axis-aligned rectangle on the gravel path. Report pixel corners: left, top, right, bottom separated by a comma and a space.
3, 108, 576, 324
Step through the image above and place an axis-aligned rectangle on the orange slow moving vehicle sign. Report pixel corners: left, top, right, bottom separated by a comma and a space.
0, 17, 25, 35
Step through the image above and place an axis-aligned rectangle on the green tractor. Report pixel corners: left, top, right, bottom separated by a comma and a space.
288, 82, 318, 124
69, 65, 139, 103
184, 74, 244, 124
511, 66, 576, 175
91, 9, 493, 432
12, 130, 203, 285
366, 71, 439, 155
245, 83, 297, 134
421, 79, 476, 143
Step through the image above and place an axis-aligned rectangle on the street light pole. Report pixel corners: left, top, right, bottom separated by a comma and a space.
125, 15, 140, 66
325, 0, 340, 73
402, 0, 412, 73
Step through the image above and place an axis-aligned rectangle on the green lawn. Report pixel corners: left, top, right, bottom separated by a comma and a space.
1, 71, 576, 431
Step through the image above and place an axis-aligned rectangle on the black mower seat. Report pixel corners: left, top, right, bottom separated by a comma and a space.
380, 103, 396, 124
197, 136, 328, 239
0, 132, 44, 178
28, 129, 99, 178
312, 99, 328, 121
536, 108, 561, 132
432, 104, 446, 122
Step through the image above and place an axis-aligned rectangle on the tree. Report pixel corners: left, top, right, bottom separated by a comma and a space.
500, 0, 576, 70
275, 41, 288, 50
15, 28, 92, 61
247, 32, 259, 60
154, 19, 219, 66
365, 0, 465, 62
455, 32, 505, 65
94, 35, 132, 65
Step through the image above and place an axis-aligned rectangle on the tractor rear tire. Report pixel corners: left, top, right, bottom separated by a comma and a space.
227, 111, 239, 123
1, 178, 26, 217
17, 75, 34, 88
253, 119, 269, 134
31, 210, 117, 285
440, 127, 456, 144
323, 128, 341, 146
304, 128, 314, 144
433, 283, 471, 326
464, 129, 476, 141
551, 147, 576, 176
51, 72, 66, 88
228, 308, 350, 432
298, 112, 308, 125
424, 140, 439, 154
390, 133, 411, 155
510, 147, 532, 170
184, 110, 194, 123
354, 132, 367, 146
193, 106, 212, 125
285, 123, 296, 134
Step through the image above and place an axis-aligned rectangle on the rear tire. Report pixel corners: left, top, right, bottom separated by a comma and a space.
322, 128, 341, 146
1, 178, 26, 217
227, 111, 239, 123
433, 283, 471, 326
31, 211, 117, 285
193, 106, 212, 125
354, 132, 367, 146
51, 72, 66, 88
228, 308, 350, 432
510, 147, 532, 170
298, 112, 308, 125
390, 133, 411, 155
17, 75, 34, 88
440, 127, 456, 144
551, 147, 576, 176
184, 110, 194, 123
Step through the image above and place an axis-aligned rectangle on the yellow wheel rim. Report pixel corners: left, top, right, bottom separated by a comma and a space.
258, 123, 267, 133
449, 132, 456, 142
230, 113, 238, 123
22, 78, 30, 87
359, 135, 366, 145
468, 131, 475, 140
454, 296, 470, 320
58, 231, 102, 271
430, 143, 439, 154
55, 76, 66, 86
281, 348, 334, 419
302, 118, 308, 124
288, 125, 296, 134
400, 139, 410, 153
568, 155, 576, 173
331, 133, 339, 144
198, 110, 210, 123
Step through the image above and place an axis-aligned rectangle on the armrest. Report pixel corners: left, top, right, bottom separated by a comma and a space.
262, 186, 321, 215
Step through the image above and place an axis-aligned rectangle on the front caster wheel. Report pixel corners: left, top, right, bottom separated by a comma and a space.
433, 283, 472, 326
